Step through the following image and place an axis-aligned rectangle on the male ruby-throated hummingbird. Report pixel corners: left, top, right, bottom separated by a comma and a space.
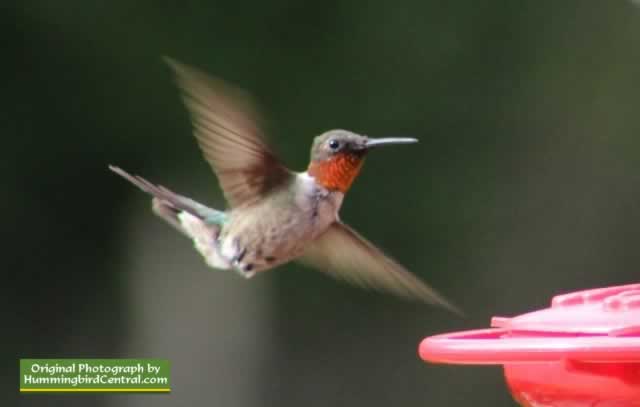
111, 59, 459, 313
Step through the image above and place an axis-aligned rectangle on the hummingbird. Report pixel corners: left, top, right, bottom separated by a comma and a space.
110, 59, 459, 313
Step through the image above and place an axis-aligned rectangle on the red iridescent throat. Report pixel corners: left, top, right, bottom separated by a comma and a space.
308, 153, 365, 193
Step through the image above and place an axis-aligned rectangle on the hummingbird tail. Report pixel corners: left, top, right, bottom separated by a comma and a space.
151, 198, 189, 236
152, 198, 232, 270
110, 165, 233, 270
109, 165, 228, 226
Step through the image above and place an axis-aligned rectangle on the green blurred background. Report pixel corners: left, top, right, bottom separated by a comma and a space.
5, 1, 640, 406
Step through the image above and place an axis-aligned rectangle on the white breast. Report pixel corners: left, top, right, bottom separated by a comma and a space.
295, 172, 344, 233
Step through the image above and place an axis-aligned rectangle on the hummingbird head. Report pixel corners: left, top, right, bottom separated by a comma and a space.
307, 129, 418, 193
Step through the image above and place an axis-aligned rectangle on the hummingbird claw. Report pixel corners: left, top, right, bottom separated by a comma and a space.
234, 264, 256, 279
228, 238, 256, 278
234, 247, 247, 263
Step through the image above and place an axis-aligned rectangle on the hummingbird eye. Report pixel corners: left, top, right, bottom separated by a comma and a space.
328, 139, 340, 150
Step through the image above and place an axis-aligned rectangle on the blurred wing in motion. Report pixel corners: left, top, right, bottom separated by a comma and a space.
166, 58, 293, 208
300, 222, 462, 314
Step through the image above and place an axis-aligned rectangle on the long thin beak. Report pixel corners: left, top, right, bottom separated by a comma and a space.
364, 137, 418, 148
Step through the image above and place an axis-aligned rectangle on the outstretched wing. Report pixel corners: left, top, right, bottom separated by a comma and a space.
300, 222, 462, 314
166, 58, 293, 208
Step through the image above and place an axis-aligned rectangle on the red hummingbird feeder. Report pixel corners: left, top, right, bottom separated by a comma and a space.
420, 283, 640, 406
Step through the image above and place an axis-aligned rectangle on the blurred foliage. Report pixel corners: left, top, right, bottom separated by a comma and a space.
4, 1, 640, 406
